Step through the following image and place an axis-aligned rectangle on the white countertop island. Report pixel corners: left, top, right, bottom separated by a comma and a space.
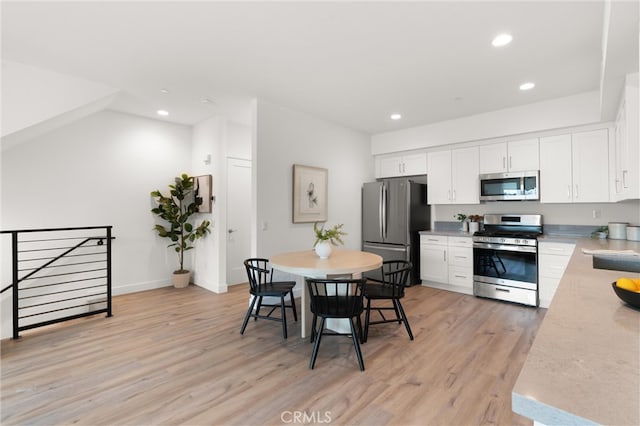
512, 237, 640, 425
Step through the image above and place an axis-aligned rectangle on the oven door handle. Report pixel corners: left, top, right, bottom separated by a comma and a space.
473, 242, 537, 253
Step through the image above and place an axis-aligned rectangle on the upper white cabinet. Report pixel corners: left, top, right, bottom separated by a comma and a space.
427, 147, 479, 204
612, 74, 639, 201
376, 152, 427, 178
479, 138, 539, 174
540, 129, 609, 203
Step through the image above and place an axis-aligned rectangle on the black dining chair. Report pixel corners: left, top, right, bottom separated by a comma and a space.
362, 260, 414, 343
241, 258, 298, 339
306, 277, 367, 371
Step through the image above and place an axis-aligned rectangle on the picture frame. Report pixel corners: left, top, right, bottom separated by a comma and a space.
292, 164, 327, 223
195, 174, 213, 213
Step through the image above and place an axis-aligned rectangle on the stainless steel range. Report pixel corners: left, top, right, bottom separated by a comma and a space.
472, 214, 543, 307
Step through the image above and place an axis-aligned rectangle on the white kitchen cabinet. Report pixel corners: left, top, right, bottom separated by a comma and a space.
538, 241, 575, 308
421, 234, 473, 295
427, 147, 479, 205
376, 152, 427, 178
479, 138, 539, 174
420, 235, 448, 283
447, 236, 473, 294
612, 73, 639, 201
540, 129, 609, 203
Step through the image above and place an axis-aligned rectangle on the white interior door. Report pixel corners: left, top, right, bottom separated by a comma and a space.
226, 158, 252, 285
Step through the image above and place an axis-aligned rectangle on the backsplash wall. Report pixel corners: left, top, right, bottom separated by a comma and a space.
433, 200, 640, 228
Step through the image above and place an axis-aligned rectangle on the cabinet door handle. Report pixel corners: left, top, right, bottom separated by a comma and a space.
509, 156, 512, 169
443, 252, 447, 262
398, 163, 402, 173
567, 185, 571, 199
402, 163, 406, 173
452, 190, 456, 201
503, 157, 506, 169
447, 190, 451, 201
454, 274, 466, 279
623, 170, 628, 188
575, 185, 579, 199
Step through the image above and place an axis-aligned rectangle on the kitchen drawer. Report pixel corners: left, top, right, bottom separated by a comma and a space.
420, 234, 448, 245
539, 253, 571, 279
448, 236, 473, 248
538, 242, 575, 256
448, 246, 473, 267
449, 266, 473, 287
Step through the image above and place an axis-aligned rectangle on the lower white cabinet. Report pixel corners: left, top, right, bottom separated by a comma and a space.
538, 241, 576, 308
421, 234, 473, 295
420, 235, 448, 283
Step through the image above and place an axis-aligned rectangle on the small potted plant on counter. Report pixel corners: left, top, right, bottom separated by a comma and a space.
454, 213, 468, 232
313, 222, 347, 259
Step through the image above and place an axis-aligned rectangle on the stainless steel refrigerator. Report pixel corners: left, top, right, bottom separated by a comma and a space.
361, 178, 430, 285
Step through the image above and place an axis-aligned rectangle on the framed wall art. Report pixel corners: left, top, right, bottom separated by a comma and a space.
195, 174, 213, 213
292, 164, 327, 223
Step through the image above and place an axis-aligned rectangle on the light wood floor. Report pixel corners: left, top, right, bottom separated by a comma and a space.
1, 284, 545, 425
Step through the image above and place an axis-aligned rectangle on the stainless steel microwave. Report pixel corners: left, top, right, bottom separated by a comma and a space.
479, 171, 539, 201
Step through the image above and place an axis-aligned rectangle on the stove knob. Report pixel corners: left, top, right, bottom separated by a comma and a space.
514, 239, 520, 244
500, 238, 505, 243
522, 239, 528, 245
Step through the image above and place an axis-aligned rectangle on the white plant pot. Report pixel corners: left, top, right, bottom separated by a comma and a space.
469, 222, 480, 234
314, 241, 333, 259
173, 270, 191, 288
461, 221, 469, 232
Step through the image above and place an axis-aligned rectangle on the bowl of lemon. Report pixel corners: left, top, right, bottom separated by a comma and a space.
612, 277, 640, 309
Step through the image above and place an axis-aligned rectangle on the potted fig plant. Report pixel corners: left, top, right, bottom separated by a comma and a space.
151, 173, 211, 288
313, 222, 347, 259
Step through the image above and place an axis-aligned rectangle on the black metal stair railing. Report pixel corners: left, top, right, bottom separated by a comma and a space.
1, 226, 113, 339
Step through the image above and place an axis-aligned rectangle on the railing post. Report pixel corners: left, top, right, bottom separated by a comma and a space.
11, 231, 20, 339
106, 226, 113, 318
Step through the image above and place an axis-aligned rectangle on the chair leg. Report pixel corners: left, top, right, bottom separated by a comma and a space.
254, 296, 263, 321
356, 313, 364, 344
289, 290, 298, 321
350, 318, 365, 371
310, 313, 318, 343
392, 299, 402, 324
309, 317, 325, 369
363, 297, 372, 343
281, 296, 288, 339
240, 296, 258, 335
396, 299, 414, 341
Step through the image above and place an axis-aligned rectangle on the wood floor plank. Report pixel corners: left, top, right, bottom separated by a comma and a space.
1, 284, 544, 425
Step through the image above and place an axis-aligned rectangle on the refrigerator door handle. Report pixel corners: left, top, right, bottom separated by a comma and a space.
382, 184, 387, 239
378, 184, 383, 239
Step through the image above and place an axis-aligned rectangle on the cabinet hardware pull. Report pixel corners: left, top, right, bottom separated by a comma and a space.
495, 287, 510, 293
567, 185, 571, 198
575, 184, 579, 199
503, 157, 506, 169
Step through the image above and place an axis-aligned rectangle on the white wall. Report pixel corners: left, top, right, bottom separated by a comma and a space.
1, 110, 192, 338
1, 60, 119, 138
372, 91, 601, 155
254, 100, 374, 259
190, 116, 224, 293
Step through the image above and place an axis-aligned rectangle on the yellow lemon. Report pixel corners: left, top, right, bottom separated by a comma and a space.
617, 277, 639, 292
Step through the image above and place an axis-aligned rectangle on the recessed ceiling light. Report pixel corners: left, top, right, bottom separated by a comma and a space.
157, 110, 169, 116
390, 113, 402, 120
519, 82, 535, 91
201, 98, 214, 104
160, 89, 170, 94
492, 34, 513, 47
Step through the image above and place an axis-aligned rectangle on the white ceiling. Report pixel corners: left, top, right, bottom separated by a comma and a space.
2, 1, 638, 134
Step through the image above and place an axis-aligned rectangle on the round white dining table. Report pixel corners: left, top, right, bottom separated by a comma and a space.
270, 249, 382, 339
